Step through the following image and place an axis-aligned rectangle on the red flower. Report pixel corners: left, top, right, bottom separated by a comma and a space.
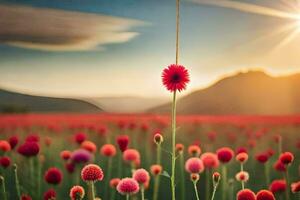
185, 157, 204, 174
8, 136, 19, 149
216, 147, 234, 163
44, 167, 63, 185
236, 147, 248, 154
60, 150, 72, 161
273, 160, 286, 172
21, 194, 32, 200
200, 152, 219, 169
43, 188, 56, 200
70, 185, 85, 200
117, 178, 139, 195
236, 152, 248, 164
0, 156, 11, 168
256, 190, 275, 200
255, 152, 269, 164
123, 149, 140, 163
291, 181, 300, 193
74, 132, 86, 144
269, 179, 287, 193
279, 152, 294, 165
237, 189, 256, 200
81, 141, 97, 153
150, 164, 163, 176
110, 178, 121, 188
175, 143, 184, 154
0, 140, 11, 152
116, 135, 129, 152
65, 162, 75, 174
133, 168, 150, 184
17, 142, 39, 157
25, 134, 40, 143
162, 64, 190, 92
81, 164, 104, 182
100, 144, 117, 157
188, 145, 201, 157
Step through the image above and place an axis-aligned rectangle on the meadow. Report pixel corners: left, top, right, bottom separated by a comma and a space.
0, 113, 299, 200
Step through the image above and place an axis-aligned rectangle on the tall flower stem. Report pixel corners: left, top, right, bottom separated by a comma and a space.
264, 163, 270, 187
141, 185, 145, 200
0, 176, 7, 200
221, 165, 227, 200
193, 181, 200, 200
284, 168, 290, 200
179, 153, 185, 200
88, 182, 95, 200
105, 157, 113, 200
126, 194, 130, 200
171, 90, 177, 200
211, 185, 217, 200
13, 164, 21, 200
205, 170, 211, 200
153, 176, 160, 200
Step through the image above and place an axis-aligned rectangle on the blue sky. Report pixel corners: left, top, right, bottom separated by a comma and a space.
1, 0, 300, 98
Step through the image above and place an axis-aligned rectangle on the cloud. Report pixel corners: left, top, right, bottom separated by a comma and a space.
0, 4, 144, 51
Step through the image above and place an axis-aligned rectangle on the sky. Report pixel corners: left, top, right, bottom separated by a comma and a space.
1, 0, 300, 98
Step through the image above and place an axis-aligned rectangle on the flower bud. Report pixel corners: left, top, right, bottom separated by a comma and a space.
153, 133, 163, 145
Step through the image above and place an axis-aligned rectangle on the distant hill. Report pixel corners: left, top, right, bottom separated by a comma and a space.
149, 71, 300, 115
87, 96, 168, 113
0, 89, 102, 113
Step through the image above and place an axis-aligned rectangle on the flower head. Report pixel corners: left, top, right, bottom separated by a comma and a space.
123, 149, 140, 163
8, 136, 18, 149
235, 171, 249, 182
273, 160, 286, 172
190, 173, 200, 182
150, 164, 163, 176
185, 157, 204, 174
0, 140, 11, 152
256, 190, 275, 200
188, 145, 201, 157
133, 168, 150, 184
279, 152, 294, 165
60, 150, 72, 161
153, 133, 163, 145
81, 141, 97, 153
110, 178, 121, 188
255, 152, 269, 164
116, 135, 129, 152
176, 143, 184, 154
43, 188, 56, 200
100, 144, 117, 157
44, 167, 63, 185
212, 172, 221, 185
162, 64, 190, 92
70, 185, 85, 200
74, 132, 86, 144
0, 156, 11, 168
216, 147, 234, 163
236, 152, 248, 164
117, 178, 139, 195
21, 194, 32, 200
291, 181, 300, 193
81, 164, 104, 182
70, 149, 92, 164
17, 142, 39, 157
200, 152, 219, 169
269, 179, 287, 193
237, 189, 256, 200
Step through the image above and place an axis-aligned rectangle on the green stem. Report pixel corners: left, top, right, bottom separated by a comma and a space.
284, 168, 290, 200
206, 170, 211, 200
29, 157, 34, 196
193, 181, 200, 200
153, 176, 160, 200
171, 90, 177, 200
180, 154, 185, 200
141, 185, 145, 200
157, 144, 161, 165
222, 165, 227, 200
117, 152, 122, 178
240, 163, 244, 172
241, 181, 245, 190
0, 176, 7, 200
105, 157, 113, 200
264, 163, 270, 187
126, 194, 130, 200
13, 164, 21, 200
211, 186, 217, 200
88, 182, 95, 200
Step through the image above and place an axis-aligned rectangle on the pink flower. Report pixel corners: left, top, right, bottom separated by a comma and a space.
200, 152, 219, 169
117, 178, 139, 195
185, 157, 204, 174
133, 168, 150, 184
81, 164, 104, 182
162, 64, 190, 92
100, 144, 117, 157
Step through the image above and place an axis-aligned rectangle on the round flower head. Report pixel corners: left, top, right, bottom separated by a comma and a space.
100, 144, 117, 157
153, 133, 163, 145
21, 194, 32, 200
255, 152, 269, 164
117, 178, 139, 195
216, 147, 234, 163
60, 150, 72, 161
25, 134, 40, 142
116, 135, 129, 152
188, 145, 201, 157
0, 140, 11, 152
123, 149, 140, 163
81, 140, 97, 153
74, 132, 86, 144
291, 181, 300, 193
70, 185, 85, 200
162, 64, 190, 92
279, 152, 294, 165
176, 143, 184, 154
110, 178, 121, 188
235, 171, 249, 182
8, 136, 19, 149
17, 142, 40, 157
256, 190, 275, 200
43, 188, 56, 200
200, 152, 219, 169
65, 162, 75, 174
81, 164, 104, 182
70, 149, 92, 164
269, 179, 287, 193
236, 152, 248, 164
133, 168, 150, 184
185, 157, 205, 174
150, 164, 163, 176
236, 147, 248, 154
190, 173, 200, 182
44, 167, 63, 185
0, 156, 11, 168
273, 160, 286, 172
237, 189, 256, 200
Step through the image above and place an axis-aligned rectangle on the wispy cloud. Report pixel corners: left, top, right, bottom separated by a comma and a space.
0, 4, 144, 51
190, 0, 300, 19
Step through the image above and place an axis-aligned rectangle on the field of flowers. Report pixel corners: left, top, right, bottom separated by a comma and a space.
0, 113, 299, 200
